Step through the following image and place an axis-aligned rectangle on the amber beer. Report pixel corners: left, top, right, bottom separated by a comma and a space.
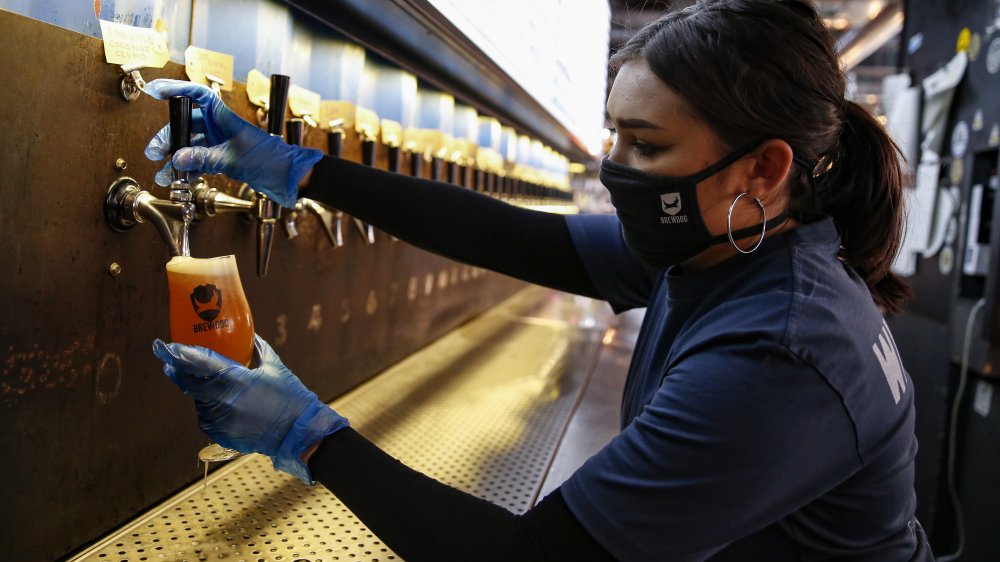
166, 255, 254, 366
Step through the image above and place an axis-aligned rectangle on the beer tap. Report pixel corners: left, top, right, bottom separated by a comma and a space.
470, 167, 480, 193
385, 138, 403, 243
166, 96, 196, 256
410, 149, 423, 177
253, 73, 291, 277
430, 153, 442, 181
282, 118, 305, 240
283, 118, 344, 248
103, 96, 197, 257
354, 136, 377, 245
311, 121, 348, 248
191, 179, 254, 218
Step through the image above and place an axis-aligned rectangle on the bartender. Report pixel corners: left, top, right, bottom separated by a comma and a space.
150, 0, 934, 559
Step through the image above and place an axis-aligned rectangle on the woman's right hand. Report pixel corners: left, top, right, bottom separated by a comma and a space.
152, 334, 350, 484
143, 79, 323, 208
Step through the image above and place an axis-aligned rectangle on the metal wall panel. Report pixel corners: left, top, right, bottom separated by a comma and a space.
0, 11, 522, 559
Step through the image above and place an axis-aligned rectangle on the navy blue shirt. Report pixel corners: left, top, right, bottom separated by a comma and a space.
560, 215, 932, 561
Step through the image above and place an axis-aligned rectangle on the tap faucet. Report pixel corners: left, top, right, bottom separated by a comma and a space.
282, 118, 344, 248
251, 73, 291, 277
353, 134, 378, 245
103, 95, 197, 257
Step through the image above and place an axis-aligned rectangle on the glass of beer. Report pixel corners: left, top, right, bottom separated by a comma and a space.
166, 255, 255, 461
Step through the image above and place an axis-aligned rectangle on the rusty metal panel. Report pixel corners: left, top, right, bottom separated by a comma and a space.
0, 10, 522, 560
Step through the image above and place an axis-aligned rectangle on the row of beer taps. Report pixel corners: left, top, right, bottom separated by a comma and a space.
104, 72, 574, 277
106, 73, 363, 277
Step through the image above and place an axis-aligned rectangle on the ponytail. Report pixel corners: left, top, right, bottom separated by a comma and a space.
816, 101, 911, 313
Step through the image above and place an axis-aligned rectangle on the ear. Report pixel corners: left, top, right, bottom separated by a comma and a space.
742, 139, 794, 199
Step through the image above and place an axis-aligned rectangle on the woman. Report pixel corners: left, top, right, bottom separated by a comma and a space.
149, 0, 933, 559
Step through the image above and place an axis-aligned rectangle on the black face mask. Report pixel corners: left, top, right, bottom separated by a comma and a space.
600, 141, 788, 269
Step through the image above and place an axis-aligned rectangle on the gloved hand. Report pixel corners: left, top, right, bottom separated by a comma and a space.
143, 79, 324, 208
152, 334, 349, 484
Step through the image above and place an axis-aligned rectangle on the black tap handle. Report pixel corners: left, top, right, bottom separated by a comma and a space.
485, 172, 494, 196
410, 152, 422, 177
169, 96, 192, 153
430, 157, 441, 181
327, 131, 343, 158
267, 74, 291, 136
361, 139, 376, 167
286, 118, 304, 146
388, 146, 401, 173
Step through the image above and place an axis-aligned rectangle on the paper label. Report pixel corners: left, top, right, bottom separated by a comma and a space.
289, 85, 322, 120
476, 148, 502, 172
99, 19, 169, 68
185, 46, 234, 92
355, 107, 381, 140
435, 133, 454, 160
246, 69, 271, 108
381, 120, 403, 147
403, 129, 424, 153
320, 101, 356, 131
453, 138, 478, 163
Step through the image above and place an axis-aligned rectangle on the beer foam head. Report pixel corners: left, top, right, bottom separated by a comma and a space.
166, 255, 240, 277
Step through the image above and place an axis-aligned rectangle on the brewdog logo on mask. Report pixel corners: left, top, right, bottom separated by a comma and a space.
189, 284, 231, 333
660, 192, 688, 224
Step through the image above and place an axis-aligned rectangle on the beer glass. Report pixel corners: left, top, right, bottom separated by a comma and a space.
166, 255, 255, 461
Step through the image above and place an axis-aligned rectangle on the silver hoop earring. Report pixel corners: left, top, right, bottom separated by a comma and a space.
727, 192, 767, 254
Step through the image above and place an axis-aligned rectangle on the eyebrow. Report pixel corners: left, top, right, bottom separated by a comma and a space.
613, 117, 666, 130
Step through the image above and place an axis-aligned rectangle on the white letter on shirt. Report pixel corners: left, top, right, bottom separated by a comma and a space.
873, 320, 906, 404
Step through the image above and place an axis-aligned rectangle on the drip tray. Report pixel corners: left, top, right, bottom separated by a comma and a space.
70, 288, 610, 562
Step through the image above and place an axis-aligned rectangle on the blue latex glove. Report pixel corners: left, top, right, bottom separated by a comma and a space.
152, 334, 349, 484
143, 79, 323, 208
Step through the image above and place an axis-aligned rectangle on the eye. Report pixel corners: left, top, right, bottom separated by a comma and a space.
631, 140, 660, 158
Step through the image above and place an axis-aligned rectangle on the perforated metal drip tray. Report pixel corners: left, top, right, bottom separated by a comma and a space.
70, 288, 610, 562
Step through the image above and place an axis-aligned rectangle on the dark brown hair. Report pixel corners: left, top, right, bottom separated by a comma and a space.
611, 0, 910, 312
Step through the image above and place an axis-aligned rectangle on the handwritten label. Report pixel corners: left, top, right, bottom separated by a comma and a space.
246, 69, 271, 108
382, 120, 403, 147
289, 85, 321, 123
355, 106, 381, 140
321, 100, 356, 130
185, 45, 234, 92
99, 19, 169, 68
